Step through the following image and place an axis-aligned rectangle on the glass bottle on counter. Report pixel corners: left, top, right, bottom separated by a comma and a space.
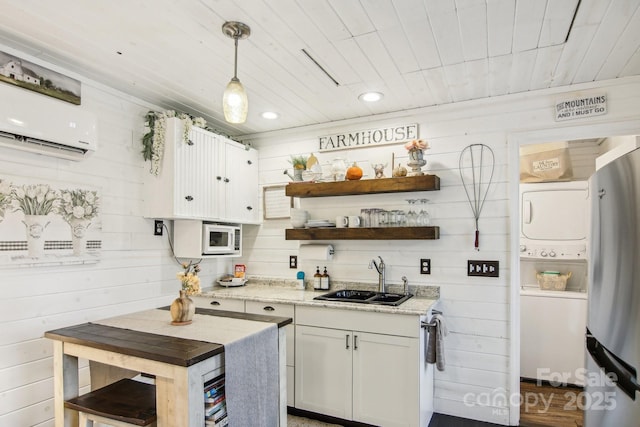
321, 266, 330, 290
314, 266, 322, 290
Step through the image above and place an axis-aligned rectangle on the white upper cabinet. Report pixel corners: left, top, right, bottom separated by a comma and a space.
143, 117, 260, 224
218, 140, 259, 223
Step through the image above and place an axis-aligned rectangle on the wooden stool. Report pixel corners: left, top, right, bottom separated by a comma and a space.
64, 378, 157, 427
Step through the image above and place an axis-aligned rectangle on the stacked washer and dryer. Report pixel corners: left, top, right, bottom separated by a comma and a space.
519, 180, 590, 386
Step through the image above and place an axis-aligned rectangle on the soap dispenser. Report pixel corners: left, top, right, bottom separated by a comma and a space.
321, 266, 330, 290
313, 266, 322, 290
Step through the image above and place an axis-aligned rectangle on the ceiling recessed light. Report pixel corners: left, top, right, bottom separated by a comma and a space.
358, 92, 383, 102
261, 111, 279, 119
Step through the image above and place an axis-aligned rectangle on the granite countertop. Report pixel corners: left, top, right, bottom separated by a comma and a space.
198, 278, 439, 316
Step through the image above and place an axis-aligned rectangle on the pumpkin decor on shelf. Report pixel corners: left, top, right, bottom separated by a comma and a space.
393, 164, 408, 177
346, 162, 363, 180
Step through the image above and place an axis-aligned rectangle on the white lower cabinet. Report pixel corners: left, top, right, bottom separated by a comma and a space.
245, 301, 296, 407
295, 306, 426, 426
295, 326, 353, 418
352, 332, 419, 426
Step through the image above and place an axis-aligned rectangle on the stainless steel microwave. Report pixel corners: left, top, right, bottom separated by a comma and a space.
202, 223, 242, 255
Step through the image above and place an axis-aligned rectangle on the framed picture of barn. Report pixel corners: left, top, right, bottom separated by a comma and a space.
0, 50, 81, 105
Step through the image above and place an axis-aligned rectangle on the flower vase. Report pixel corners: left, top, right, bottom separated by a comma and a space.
68, 218, 91, 256
407, 149, 427, 176
170, 290, 195, 325
22, 214, 50, 258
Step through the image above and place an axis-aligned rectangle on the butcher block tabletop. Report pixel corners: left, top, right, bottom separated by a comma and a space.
45, 307, 292, 367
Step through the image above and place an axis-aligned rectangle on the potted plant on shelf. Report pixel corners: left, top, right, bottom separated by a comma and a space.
284, 155, 308, 181
404, 139, 429, 176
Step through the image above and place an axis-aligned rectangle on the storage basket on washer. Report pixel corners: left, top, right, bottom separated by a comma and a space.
536, 271, 572, 291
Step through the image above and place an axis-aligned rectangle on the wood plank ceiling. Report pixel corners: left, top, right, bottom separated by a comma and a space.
0, 0, 638, 137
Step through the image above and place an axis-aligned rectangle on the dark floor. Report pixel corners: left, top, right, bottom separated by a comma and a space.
292, 379, 584, 427
428, 413, 504, 426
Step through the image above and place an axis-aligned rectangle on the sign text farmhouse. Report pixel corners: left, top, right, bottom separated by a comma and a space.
319, 124, 418, 152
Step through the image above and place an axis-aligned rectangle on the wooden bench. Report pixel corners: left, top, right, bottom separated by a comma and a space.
64, 378, 157, 427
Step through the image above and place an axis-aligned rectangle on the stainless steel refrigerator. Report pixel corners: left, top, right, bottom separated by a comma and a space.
585, 146, 640, 426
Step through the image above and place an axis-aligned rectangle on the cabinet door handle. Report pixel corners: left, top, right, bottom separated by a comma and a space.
345, 334, 350, 349
185, 195, 194, 201
210, 301, 220, 306
246, 206, 253, 211
224, 177, 230, 183
216, 176, 222, 181
263, 306, 275, 312
247, 160, 253, 165
187, 139, 194, 146
354, 335, 358, 350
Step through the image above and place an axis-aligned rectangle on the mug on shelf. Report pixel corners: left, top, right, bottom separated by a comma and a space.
348, 215, 361, 228
290, 208, 309, 228
336, 216, 348, 228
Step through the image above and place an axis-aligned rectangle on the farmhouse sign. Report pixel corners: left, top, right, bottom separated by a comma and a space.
319, 124, 418, 152
555, 93, 606, 121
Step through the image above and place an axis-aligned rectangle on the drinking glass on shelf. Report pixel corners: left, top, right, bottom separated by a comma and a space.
407, 209, 417, 226
370, 208, 382, 227
360, 208, 370, 227
418, 209, 430, 226
417, 199, 431, 226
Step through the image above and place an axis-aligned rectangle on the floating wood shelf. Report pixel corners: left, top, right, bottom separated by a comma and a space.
285, 175, 440, 198
285, 226, 440, 240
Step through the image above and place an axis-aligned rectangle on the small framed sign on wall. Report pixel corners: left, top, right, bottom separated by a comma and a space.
263, 185, 292, 219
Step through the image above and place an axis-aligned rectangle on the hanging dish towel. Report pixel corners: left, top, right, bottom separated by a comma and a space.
426, 313, 448, 371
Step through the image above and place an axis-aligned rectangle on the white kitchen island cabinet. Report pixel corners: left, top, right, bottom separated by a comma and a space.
143, 117, 260, 224
45, 307, 291, 427
193, 296, 297, 408
295, 305, 432, 427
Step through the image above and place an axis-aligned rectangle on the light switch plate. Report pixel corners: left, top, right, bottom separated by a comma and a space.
467, 260, 499, 277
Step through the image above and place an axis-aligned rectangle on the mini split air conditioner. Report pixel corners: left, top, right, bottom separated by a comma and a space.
0, 82, 97, 160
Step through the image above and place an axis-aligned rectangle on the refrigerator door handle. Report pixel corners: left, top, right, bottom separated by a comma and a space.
586, 330, 640, 400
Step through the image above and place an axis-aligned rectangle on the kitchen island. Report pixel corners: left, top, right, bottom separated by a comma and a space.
45, 307, 292, 427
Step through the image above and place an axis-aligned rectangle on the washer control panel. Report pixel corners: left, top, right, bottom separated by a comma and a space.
520, 244, 587, 259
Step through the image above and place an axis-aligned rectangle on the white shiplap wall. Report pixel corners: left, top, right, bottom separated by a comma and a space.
0, 48, 230, 426
238, 75, 640, 425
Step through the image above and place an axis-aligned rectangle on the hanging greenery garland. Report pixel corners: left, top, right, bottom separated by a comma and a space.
141, 110, 207, 175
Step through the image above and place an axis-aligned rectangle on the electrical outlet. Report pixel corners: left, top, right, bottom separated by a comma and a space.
467, 260, 499, 277
154, 220, 163, 236
420, 258, 431, 274
289, 255, 297, 269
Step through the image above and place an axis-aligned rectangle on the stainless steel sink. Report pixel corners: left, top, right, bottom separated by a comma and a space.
314, 289, 413, 306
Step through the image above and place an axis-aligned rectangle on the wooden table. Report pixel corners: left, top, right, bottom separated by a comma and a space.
45, 307, 292, 427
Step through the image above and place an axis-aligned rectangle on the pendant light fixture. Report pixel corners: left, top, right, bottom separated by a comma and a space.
222, 21, 251, 124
